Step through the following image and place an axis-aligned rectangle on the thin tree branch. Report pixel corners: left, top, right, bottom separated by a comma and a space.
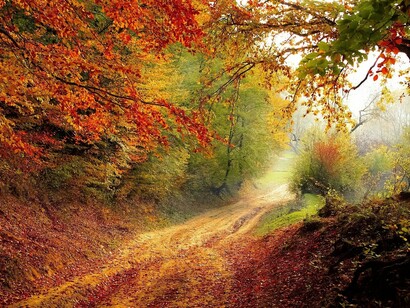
52, 74, 163, 107
278, 0, 337, 26
351, 51, 384, 91
207, 62, 255, 98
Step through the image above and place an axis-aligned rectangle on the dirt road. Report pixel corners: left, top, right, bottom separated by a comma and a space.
13, 184, 292, 307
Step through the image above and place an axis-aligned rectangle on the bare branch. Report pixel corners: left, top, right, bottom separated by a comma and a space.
350, 94, 380, 133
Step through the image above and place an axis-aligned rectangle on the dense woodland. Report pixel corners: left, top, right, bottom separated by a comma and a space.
1, 0, 410, 307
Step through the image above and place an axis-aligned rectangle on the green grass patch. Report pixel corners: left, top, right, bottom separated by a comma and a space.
255, 193, 325, 236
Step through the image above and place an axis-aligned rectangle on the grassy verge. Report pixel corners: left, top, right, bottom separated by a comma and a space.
255, 193, 325, 236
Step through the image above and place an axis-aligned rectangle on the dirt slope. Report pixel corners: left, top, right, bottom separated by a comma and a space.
11, 185, 292, 307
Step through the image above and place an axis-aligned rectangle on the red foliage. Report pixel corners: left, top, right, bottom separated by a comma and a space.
375, 22, 406, 78
0, 0, 209, 169
226, 224, 341, 307
313, 141, 341, 176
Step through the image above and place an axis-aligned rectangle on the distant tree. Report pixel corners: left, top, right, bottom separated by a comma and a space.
362, 145, 394, 198
391, 127, 410, 193
350, 94, 382, 134
188, 71, 284, 196
352, 94, 410, 153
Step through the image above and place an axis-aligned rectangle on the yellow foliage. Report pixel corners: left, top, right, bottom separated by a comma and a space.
266, 91, 291, 149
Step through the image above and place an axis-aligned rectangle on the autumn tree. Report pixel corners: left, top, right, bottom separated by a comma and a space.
0, 0, 210, 176
200, 0, 410, 131
5, 0, 409, 199
389, 127, 410, 193
296, 0, 410, 124
201, 72, 285, 196
160, 47, 287, 197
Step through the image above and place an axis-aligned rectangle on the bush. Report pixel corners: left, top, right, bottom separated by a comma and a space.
38, 156, 119, 204
390, 127, 410, 193
301, 216, 325, 233
361, 146, 394, 198
115, 146, 190, 203
291, 130, 366, 198
330, 196, 410, 307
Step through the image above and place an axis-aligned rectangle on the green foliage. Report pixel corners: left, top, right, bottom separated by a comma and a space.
172, 51, 280, 197
185, 82, 276, 196
38, 156, 122, 204
363, 128, 410, 197
40, 159, 85, 190
361, 146, 394, 198
291, 129, 366, 197
365, 146, 393, 175
386, 126, 410, 194
12, 10, 36, 33
299, 0, 404, 78
116, 146, 190, 202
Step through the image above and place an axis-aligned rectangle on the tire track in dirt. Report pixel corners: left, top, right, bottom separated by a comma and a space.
11, 184, 293, 307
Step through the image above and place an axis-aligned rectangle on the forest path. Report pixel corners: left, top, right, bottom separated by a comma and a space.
13, 184, 293, 307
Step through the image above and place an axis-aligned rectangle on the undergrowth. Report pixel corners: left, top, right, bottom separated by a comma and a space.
251, 190, 409, 307
326, 194, 410, 307
304, 193, 410, 307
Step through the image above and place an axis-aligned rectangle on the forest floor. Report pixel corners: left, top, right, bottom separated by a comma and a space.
9, 184, 310, 307
2, 151, 408, 307
4, 184, 409, 307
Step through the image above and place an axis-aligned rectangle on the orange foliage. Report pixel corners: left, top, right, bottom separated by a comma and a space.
0, 0, 209, 168
373, 22, 407, 79
313, 141, 341, 176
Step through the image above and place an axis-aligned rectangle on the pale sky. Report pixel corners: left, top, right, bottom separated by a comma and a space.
345, 52, 410, 115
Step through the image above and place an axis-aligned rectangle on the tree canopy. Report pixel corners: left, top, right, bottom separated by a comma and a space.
201, 0, 410, 128
0, 0, 210, 170
1, 0, 410, 194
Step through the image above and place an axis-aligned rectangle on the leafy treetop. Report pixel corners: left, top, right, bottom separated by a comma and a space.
201, 0, 410, 130
297, 0, 410, 128
0, 0, 209, 169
